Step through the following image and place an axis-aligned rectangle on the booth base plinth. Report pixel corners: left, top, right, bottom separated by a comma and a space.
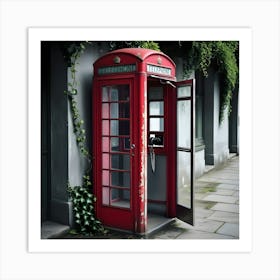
103, 215, 175, 238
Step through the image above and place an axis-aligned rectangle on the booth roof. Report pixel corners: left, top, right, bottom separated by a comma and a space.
101, 48, 175, 66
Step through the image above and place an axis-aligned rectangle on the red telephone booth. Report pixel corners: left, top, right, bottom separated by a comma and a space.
92, 48, 195, 234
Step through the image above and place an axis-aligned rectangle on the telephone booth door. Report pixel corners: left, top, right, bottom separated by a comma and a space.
146, 78, 195, 228
93, 78, 137, 231
93, 48, 195, 234
175, 79, 195, 225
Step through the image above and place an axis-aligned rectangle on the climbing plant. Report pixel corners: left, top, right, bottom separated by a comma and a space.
63, 42, 106, 235
183, 41, 239, 122
109, 41, 160, 51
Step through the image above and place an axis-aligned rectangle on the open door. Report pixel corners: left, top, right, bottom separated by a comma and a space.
176, 79, 195, 225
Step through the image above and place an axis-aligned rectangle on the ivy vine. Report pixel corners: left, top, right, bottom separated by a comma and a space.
183, 41, 239, 122
109, 41, 160, 51
63, 42, 106, 235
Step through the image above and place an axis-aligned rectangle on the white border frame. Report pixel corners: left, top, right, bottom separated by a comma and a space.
28, 27, 252, 253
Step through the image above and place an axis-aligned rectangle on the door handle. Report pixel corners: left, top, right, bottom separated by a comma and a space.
130, 144, 135, 156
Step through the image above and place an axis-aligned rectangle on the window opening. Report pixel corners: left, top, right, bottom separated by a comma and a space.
101, 84, 131, 209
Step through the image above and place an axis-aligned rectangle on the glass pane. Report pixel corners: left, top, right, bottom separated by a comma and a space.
102, 103, 109, 118
102, 187, 110, 205
148, 87, 163, 100
149, 101, 164, 116
111, 137, 120, 151
124, 138, 130, 149
111, 154, 130, 170
110, 85, 129, 101
111, 189, 130, 208
110, 88, 119, 101
111, 171, 130, 188
150, 118, 164, 132
102, 120, 110, 135
102, 153, 110, 169
102, 87, 109, 101
110, 102, 129, 119
120, 102, 129, 118
111, 120, 129, 136
102, 137, 109, 152
110, 120, 119, 135
110, 137, 130, 151
118, 85, 130, 101
102, 170, 109, 186
110, 103, 119, 119
177, 151, 191, 208
177, 100, 190, 148
177, 85, 191, 98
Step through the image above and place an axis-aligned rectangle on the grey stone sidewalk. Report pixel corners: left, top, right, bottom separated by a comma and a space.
150, 155, 239, 239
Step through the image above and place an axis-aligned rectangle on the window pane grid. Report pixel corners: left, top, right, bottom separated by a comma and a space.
101, 84, 131, 209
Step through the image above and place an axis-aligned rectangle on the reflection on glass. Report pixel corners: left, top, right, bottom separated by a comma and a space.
149, 101, 164, 115
102, 137, 109, 152
110, 86, 129, 101
110, 103, 119, 119
111, 189, 130, 208
177, 85, 191, 98
110, 137, 130, 151
102, 170, 109, 186
148, 87, 163, 100
102, 85, 129, 102
111, 137, 119, 151
150, 118, 164, 132
110, 120, 119, 135
102, 153, 109, 169
177, 151, 191, 208
110, 120, 130, 136
102, 103, 109, 118
102, 87, 109, 101
102, 187, 110, 205
110, 103, 129, 119
111, 154, 130, 170
111, 171, 130, 188
102, 120, 110, 135
110, 88, 119, 101
177, 100, 190, 148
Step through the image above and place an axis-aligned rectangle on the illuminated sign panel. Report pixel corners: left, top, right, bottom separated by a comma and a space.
147, 64, 172, 76
98, 64, 136, 75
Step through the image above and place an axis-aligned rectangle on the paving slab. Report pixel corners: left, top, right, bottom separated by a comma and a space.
214, 189, 235, 196
216, 223, 239, 238
207, 211, 239, 224
195, 208, 215, 219
195, 193, 209, 200
41, 221, 70, 239
232, 191, 239, 197
176, 229, 234, 239
199, 178, 239, 185
202, 194, 238, 204
192, 219, 224, 233
210, 203, 239, 213
216, 183, 239, 190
